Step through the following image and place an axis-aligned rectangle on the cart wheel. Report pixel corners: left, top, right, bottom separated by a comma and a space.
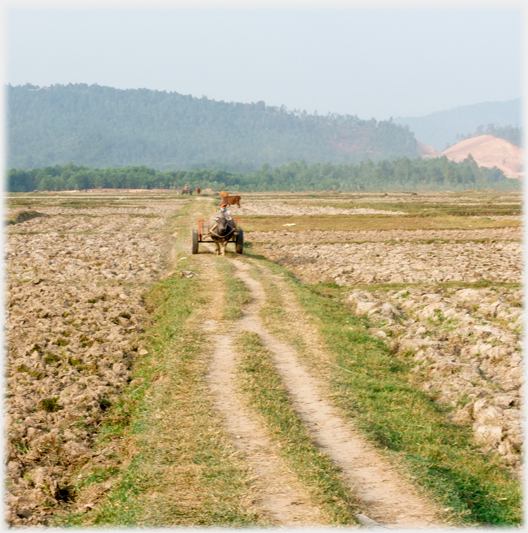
235, 229, 244, 254
191, 229, 199, 254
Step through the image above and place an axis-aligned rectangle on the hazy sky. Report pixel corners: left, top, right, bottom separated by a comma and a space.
5, 4, 523, 120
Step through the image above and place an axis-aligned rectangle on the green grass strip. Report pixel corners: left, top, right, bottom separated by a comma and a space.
245, 251, 522, 526
218, 259, 252, 321
55, 271, 265, 527
235, 330, 359, 525
240, 214, 519, 233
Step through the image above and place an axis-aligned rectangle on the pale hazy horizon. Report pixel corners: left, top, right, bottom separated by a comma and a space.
6, 6, 523, 121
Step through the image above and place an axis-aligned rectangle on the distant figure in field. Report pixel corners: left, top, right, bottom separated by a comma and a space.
196, 187, 201, 196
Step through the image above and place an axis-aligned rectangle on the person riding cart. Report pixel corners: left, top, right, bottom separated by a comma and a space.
192, 202, 243, 255
214, 201, 233, 221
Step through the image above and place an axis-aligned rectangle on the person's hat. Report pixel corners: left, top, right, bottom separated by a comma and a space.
220, 202, 227, 207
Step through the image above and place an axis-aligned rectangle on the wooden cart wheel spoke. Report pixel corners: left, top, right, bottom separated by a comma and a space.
235, 228, 244, 254
191, 229, 199, 254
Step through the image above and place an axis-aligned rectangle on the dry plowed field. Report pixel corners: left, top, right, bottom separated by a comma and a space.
244, 193, 522, 468
5, 194, 181, 525
4, 190, 523, 528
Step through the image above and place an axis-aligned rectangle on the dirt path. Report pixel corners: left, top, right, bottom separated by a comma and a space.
201, 249, 326, 527
191, 205, 327, 525
229, 259, 445, 529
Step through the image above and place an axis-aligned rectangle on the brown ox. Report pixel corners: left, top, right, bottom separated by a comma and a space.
196, 187, 201, 196
220, 190, 229, 198
223, 195, 241, 208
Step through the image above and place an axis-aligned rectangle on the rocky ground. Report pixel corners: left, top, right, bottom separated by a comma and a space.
4, 197, 182, 526
257, 240, 521, 284
248, 194, 523, 473
346, 286, 523, 469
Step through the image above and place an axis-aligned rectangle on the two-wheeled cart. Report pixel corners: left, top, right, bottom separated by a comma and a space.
191, 218, 244, 254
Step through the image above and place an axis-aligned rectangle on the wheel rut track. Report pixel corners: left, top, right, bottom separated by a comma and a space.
228, 258, 445, 529
202, 250, 325, 527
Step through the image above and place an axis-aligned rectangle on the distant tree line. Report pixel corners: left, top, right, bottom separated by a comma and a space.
7, 156, 519, 193
7, 83, 420, 170
455, 124, 523, 148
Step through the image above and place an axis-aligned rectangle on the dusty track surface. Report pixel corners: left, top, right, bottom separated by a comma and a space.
207, 331, 325, 525
219, 259, 444, 528
202, 251, 325, 526
208, 334, 327, 526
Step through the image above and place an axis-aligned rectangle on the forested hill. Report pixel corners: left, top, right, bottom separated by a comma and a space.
8, 156, 519, 193
454, 124, 523, 148
7, 84, 420, 170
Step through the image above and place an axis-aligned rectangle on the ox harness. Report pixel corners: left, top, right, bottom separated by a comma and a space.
208, 215, 236, 239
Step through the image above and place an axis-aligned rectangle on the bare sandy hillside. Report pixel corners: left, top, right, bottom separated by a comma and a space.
440, 135, 523, 179
417, 141, 438, 159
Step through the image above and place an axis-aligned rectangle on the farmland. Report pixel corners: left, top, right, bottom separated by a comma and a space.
245, 192, 523, 471
5, 193, 180, 524
4, 189, 522, 527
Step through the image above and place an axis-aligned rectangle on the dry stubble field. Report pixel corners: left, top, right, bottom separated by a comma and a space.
242, 191, 523, 470
4, 189, 523, 527
5, 192, 181, 525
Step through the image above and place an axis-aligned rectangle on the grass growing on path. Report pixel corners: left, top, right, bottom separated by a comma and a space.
235, 331, 360, 525
245, 252, 522, 527
54, 201, 265, 527
218, 259, 252, 321
217, 259, 359, 524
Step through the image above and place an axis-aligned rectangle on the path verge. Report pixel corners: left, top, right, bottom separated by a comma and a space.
232, 259, 444, 528
206, 307, 326, 524
53, 200, 266, 527
244, 251, 522, 526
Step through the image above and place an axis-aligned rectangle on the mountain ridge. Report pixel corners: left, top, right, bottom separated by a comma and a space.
394, 99, 521, 152
7, 83, 419, 170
